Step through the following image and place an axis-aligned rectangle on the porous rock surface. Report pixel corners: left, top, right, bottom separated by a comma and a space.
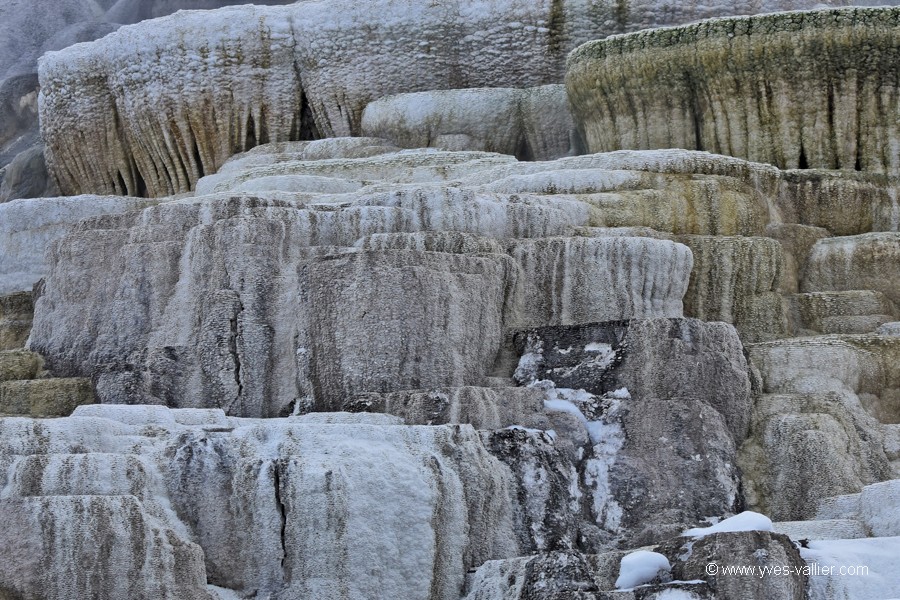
37, 0, 900, 197
0, 408, 546, 599
567, 8, 900, 174
6, 3, 900, 600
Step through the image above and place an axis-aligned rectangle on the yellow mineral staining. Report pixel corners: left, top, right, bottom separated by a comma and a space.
567, 8, 900, 174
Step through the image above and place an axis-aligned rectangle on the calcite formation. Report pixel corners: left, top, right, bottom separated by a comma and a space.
36, 1, 900, 197
567, 8, 900, 174
4, 2, 900, 600
360, 85, 581, 160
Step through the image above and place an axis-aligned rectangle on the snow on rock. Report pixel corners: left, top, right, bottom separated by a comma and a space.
567, 7, 900, 174
512, 318, 749, 546
614, 550, 672, 589
463, 551, 601, 600
682, 511, 774, 538
859, 479, 900, 537
803, 537, 900, 600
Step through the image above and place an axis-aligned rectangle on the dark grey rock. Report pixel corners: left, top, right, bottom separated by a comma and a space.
0, 145, 59, 203
657, 531, 806, 600
513, 319, 751, 547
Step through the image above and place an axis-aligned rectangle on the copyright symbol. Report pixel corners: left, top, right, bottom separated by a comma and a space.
706, 562, 719, 576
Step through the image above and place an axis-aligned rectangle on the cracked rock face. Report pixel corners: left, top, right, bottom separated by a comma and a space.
0, 407, 591, 600
513, 318, 751, 547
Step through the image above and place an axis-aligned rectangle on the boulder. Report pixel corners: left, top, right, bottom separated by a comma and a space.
0, 145, 59, 202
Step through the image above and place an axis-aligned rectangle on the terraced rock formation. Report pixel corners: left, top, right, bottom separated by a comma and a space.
35, 1, 900, 198
567, 7, 900, 174
2, 3, 900, 600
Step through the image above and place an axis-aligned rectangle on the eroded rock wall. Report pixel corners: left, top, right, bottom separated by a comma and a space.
567, 8, 900, 174
37, 1, 900, 197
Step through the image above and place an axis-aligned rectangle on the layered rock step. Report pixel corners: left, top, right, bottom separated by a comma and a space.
0, 292, 33, 350
0, 293, 93, 417
789, 291, 899, 335
740, 334, 899, 520
0, 406, 604, 599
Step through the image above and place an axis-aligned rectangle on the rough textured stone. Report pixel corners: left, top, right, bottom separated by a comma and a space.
763, 223, 831, 293
773, 519, 869, 541
512, 319, 751, 546
305, 250, 514, 410
0, 350, 43, 382
741, 335, 900, 519
0, 74, 40, 162
0, 495, 214, 600
0, 145, 59, 202
506, 237, 693, 328
678, 235, 787, 342
567, 8, 900, 174
0, 408, 592, 599
803, 232, 900, 305
0, 292, 33, 351
361, 85, 581, 161
0, 195, 155, 295
789, 291, 898, 336
776, 170, 900, 236
463, 551, 600, 599
656, 531, 807, 600
343, 386, 547, 430
738, 391, 892, 521
0, 378, 93, 417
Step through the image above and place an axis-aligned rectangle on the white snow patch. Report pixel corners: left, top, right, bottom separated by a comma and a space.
652, 589, 704, 599
802, 536, 900, 600
584, 342, 611, 353
682, 511, 773, 537
608, 387, 631, 400
615, 550, 672, 589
